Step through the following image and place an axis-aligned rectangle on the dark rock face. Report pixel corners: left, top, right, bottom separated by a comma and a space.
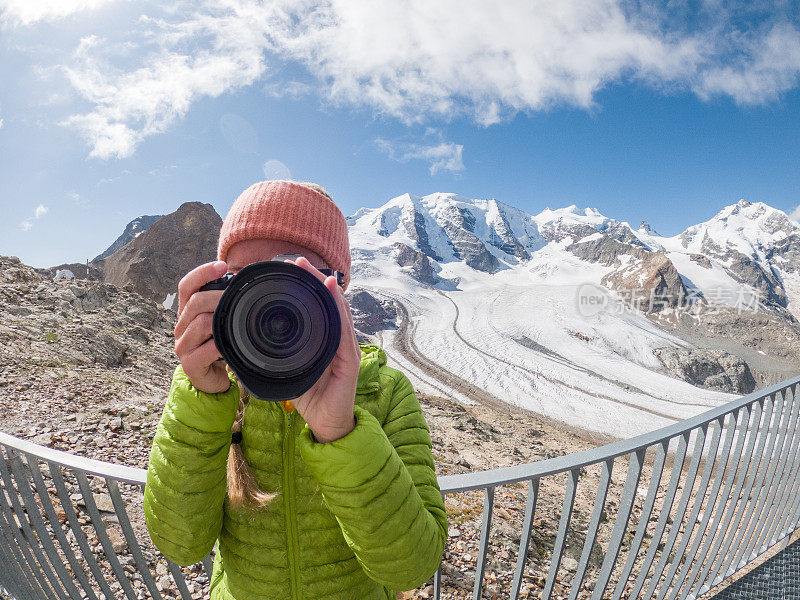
568, 237, 635, 266
601, 252, 689, 312
689, 254, 712, 269
639, 221, 660, 236
597, 221, 650, 249
654, 347, 756, 394
347, 288, 397, 335
438, 204, 502, 274
539, 222, 596, 243
392, 242, 439, 286
487, 205, 531, 260
724, 255, 787, 308
93, 214, 164, 262
403, 208, 444, 262
767, 233, 800, 273
99, 202, 222, 305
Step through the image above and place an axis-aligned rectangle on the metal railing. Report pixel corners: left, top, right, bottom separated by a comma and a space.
1, 374, 799, 600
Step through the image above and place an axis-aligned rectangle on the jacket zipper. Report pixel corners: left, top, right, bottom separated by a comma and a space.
284, 408, 300, 600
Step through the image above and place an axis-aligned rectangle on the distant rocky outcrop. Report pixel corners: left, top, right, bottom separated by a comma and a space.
97, 202, 222, 307
724, 253, 787, 308
36, 261, 105, 282
568, 237, 688, 313
93, 214, 164, 262
347, 288, 398, 336
654, 346, 756, 394
392, 242, 440, 286
437, 204, 503, 274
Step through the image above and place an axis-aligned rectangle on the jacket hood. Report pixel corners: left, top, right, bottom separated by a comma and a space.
356, 343, 386, 394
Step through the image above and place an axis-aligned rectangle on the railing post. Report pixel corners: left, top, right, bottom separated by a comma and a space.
472, 486, 495, 600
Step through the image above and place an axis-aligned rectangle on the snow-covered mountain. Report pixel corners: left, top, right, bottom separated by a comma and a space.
346, 193, 800, 439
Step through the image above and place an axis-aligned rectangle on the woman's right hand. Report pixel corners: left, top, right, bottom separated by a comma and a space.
174, 260, 231, 394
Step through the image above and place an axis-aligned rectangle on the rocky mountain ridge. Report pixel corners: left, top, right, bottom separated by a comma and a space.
93, 213, 165, 262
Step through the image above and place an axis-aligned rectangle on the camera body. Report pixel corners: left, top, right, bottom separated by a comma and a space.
199, 254, 344, 401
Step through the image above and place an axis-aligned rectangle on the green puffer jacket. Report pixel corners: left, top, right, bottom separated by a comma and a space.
143, 343, 447, 600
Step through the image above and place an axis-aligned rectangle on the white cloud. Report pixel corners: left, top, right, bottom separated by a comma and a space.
35, 1, 800, 158
60, 6, 274, 159
19, 203, 48, 231
694, 23, 800, 104
0, 118, 3, 129
263, 80, 314, 100
376, 138, 464, 175
790, 204, 800, 225
0, 0, 116, 27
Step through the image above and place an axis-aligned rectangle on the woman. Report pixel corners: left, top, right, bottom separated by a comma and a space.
143, 180, 448, 600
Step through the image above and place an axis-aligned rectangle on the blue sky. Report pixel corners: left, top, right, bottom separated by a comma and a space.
2, 1, 800, 268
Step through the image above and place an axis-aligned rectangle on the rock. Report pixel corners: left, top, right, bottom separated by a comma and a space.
30, 433, 51, 446
107, 527, 128, 554
347, 288, 397, 335
392, 242, 440, 286
562, 557, 578, 572
93, 214, 165, 262
654, 347, 756, 393
75, 493, 116, 513
77, 326, 129, 367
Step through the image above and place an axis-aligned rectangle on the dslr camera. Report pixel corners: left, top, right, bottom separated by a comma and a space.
198, 254, 345, 402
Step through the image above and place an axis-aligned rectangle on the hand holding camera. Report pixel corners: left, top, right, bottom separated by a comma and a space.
174, 260, 231, 394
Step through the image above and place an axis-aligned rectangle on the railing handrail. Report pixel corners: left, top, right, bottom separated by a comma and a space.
2, 374, 798, 495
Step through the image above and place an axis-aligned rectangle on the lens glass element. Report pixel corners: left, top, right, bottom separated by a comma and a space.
255, 300, 303, 349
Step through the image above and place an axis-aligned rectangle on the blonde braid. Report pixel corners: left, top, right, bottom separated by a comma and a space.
225, 364, 278, 510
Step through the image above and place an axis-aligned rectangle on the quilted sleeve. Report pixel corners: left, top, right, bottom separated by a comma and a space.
143, 364, 240, 567
297, 370, 448, 591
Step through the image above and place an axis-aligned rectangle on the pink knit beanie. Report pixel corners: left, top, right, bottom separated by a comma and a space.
217, 180, 352, 292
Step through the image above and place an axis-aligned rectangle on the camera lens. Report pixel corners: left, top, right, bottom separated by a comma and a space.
254, 301, 303, 349
211, 260, 341, 401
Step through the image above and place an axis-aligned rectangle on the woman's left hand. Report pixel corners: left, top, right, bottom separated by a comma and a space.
285, 256, 361, 443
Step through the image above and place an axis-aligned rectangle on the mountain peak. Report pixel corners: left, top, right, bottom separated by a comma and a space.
638, 220, 661, 236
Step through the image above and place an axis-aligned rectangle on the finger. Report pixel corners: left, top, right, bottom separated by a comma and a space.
325, 275, 360, 362
175, 312, 215, 359
177, 260, 227, 318
174, 290, 224, 340
290, 256, 327, 284
183, 337, 223, 375
341, 292, 360, 355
